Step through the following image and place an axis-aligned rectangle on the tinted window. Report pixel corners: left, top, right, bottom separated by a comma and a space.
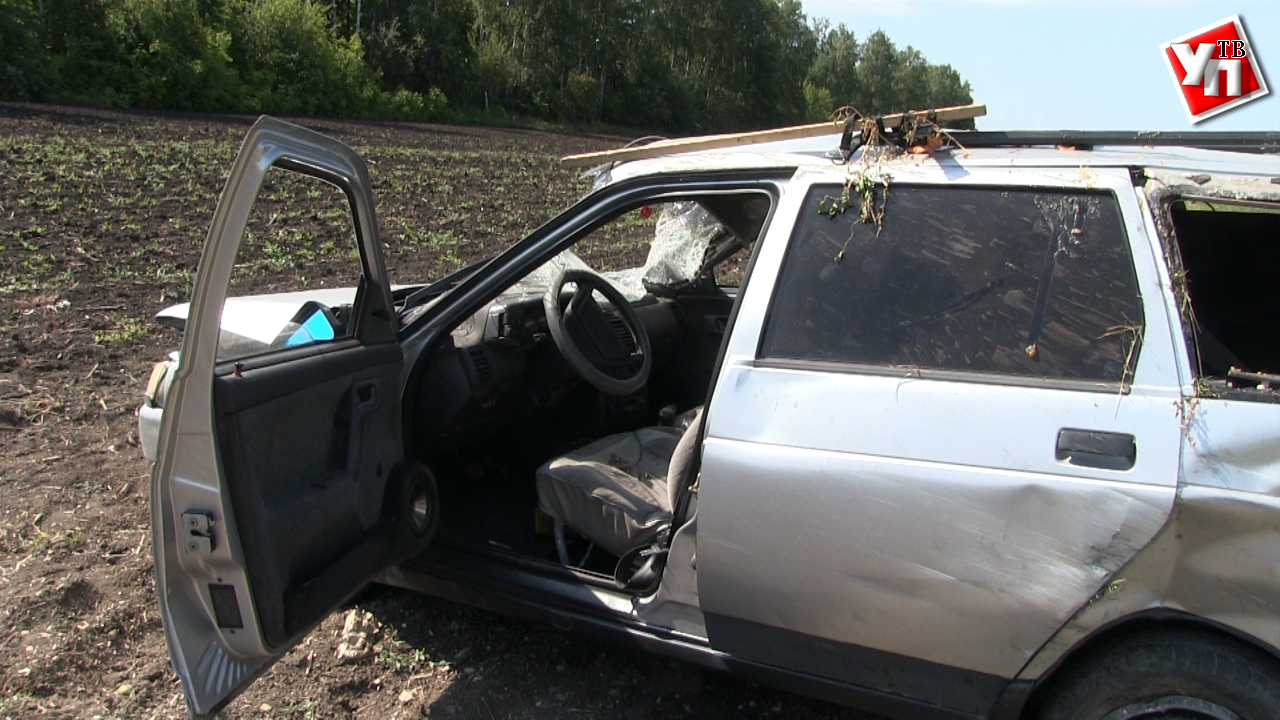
761, 186, 1143, 382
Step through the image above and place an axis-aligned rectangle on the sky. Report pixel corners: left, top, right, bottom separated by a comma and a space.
800, 0, 1280, 131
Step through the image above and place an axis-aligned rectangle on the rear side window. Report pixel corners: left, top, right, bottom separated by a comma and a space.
761, 185, 1143, 382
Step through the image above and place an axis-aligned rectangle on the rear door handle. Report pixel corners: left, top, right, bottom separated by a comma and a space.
1056, 429, 1136, 471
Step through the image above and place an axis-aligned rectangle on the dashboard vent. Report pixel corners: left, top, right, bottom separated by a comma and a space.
468, 347, 494, 386
606, 315, 637, 352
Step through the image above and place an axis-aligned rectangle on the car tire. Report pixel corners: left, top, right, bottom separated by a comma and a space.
384, 462, 439, 549
1037, 627, 1280, 720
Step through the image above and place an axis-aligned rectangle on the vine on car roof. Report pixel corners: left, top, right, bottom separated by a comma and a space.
817, 109, 894, 262
815, 107, 969, 264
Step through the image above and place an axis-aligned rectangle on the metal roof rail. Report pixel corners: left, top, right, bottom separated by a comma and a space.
943, 131, 1280, 154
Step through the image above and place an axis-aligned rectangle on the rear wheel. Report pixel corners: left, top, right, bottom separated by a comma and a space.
1037, 628, 1280, 720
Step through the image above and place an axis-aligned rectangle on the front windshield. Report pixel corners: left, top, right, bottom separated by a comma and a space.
515, 201, 724, 301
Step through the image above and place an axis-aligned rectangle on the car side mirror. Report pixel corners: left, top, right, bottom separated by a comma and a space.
284, 304, 337, 348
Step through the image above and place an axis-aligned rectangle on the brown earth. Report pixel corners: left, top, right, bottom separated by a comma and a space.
0, 103, 876, 719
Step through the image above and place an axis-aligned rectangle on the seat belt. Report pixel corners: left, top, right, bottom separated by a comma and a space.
613, 541, 668, 591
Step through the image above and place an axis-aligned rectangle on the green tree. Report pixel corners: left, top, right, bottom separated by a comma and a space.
108, 0, 242, 110
230, 0, 382, 115
0, 0, 48, 100
805, 24, 975, 126
40, 0, 133, 104
855, 30, 902, 115
362, 0, 474, 108
806, 21, 859, 117
2, 0, 973, 131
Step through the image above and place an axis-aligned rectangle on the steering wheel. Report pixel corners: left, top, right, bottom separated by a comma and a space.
543, 268, 652, 396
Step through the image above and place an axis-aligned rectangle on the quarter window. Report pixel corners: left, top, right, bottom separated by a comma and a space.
1168, 197, 1280, 399
761, 185, 1143, 382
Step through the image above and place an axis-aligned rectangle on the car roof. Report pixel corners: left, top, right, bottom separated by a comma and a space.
604, 131, 1280, 185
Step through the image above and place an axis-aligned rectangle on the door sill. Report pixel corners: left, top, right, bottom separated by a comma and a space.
423, 534, 631, 595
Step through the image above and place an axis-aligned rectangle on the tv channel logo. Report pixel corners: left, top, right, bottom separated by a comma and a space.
1160, 14, 1269, 124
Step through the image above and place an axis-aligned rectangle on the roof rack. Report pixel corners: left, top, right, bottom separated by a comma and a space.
944, 131, 1280, 154
559, 104, 988, 168
560, 107, 1280, 168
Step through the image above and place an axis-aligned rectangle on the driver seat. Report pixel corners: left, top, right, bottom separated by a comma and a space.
536, 409, 703, 561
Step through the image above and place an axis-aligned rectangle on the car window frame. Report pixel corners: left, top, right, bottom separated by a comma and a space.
754, 181, 1147, 395
1151, 189, 1280, 405
211, 157, 388, 377
397, 171, 794, 345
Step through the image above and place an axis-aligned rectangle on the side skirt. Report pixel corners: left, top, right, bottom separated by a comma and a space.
705, 614, 1010, 716
381, 551, 994, 720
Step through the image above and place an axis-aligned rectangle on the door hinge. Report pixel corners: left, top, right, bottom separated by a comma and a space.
182, 511, 215, 555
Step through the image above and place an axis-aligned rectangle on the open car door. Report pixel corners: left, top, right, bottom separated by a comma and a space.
150, 118, 435, 717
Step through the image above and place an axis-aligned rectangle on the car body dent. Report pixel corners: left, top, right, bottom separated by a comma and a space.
1014, 168, 1280, 683
1183, 398, 1280, 495
1017, 484, 1280, 682
603, 136, 1280, 190
698, 403, 1178, 679
1144, 168, 1280, 204
139, 351, 178, 462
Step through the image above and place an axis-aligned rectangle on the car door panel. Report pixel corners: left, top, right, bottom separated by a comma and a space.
671, 291, 735, 336
664, 291, 736, 402
696, 169, 1184, 713
700, 372, 1177, 678
214, 343, 402, 648
151, 117, 406, 718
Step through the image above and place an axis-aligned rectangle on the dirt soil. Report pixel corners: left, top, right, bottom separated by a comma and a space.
0, 103, 878, 719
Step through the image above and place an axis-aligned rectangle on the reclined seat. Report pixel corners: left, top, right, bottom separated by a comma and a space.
536, 409, 703, 562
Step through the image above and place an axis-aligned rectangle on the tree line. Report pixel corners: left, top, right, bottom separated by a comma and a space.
0, 0, 975, 133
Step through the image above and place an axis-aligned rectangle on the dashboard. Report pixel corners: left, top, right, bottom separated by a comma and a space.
412, 290, 684, 450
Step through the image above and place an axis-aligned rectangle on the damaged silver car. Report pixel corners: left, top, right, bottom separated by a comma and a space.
141, 117, 1280, 719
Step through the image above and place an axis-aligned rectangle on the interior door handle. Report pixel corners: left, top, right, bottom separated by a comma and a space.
332, 380, 381, 474
1056, 428, 1136, 471
353, 380, 379, 412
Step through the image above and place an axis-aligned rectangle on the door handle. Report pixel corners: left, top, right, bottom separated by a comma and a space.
329, 380, 381, 474
1056, 429, 1136, 471
345, 380, 381, 472
353, 380, 379, 412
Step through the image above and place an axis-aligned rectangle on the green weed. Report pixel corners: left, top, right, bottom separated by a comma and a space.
94, 317, 150, 344
378, 644, 429, 674
280, 698, 318, 719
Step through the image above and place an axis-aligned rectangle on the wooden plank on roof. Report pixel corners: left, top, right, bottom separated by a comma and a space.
560, 103, 986, 168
